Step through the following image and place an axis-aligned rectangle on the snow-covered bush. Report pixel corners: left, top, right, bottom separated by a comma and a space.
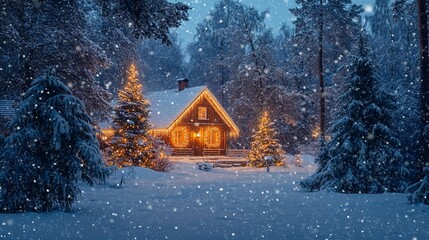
150, 141, 175, 172
196, 162, 213, 172
151, 157, 175, 172
0, 70, 110, 212
278, 155, 288, 168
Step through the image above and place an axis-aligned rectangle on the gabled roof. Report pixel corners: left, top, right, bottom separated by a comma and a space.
146, 86, 239, 136
0, 100, 15, 117
146, 86, 206, 129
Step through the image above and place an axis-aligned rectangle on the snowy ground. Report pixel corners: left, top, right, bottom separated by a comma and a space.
0, 155, 428, 240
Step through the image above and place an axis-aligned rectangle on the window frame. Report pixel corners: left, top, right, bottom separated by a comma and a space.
198, 107, 208, 120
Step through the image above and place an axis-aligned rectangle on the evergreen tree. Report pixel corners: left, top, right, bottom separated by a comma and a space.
370, 1, 420, 181
290, 0, 362, 140
0, 0, 112, 121
407, 0, 429, 205
187, 0, 254, 101
0, 0, 189, 120
301, 37, 408, 193
248, 111, 285, 167
109, 64, 155, 167
139, 33, 185, 91
0, 70, 109, 212
99, 0, 190, 45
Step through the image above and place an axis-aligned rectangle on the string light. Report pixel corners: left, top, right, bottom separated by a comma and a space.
312, 126, 320, 139
109, 63, 154, 167
171, 126, 190, 148
166, 90, 239, 138
204, 126, 221, 148
248, 111, 285, 167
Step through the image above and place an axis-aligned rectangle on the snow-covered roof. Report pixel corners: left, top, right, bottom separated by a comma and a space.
146, 86, 206, 129
0, 100, 15, 117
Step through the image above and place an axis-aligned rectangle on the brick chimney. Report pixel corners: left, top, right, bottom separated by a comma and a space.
177, 78, 189, 91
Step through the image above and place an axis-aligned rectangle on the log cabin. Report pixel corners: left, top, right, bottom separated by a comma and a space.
146, 79, 239, 156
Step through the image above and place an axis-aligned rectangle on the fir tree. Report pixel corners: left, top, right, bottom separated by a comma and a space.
109, 64, 155, 167
370, 1, 420, 182
300, 37, 408, 193
248, 111, 285, 167
0, 70, 109, 212
406, 0, 429, 205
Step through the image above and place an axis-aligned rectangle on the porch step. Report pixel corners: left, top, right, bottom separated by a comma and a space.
170, 148, 193, 156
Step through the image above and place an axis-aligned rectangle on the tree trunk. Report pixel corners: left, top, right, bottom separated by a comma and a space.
318, 0, 326, 142
18, 2, 35, 91
418, 0, 429, 176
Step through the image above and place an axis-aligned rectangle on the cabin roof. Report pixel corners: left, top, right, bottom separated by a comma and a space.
0, 100, 15, 117
146, 86, 206, 129
146, 86, 239, 136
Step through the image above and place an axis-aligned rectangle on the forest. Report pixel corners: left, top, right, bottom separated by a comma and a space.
0, 0, 428, 214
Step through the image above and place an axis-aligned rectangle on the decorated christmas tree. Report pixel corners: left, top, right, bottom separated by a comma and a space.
109, 64, 155, 167
0, 70, 109, 212
248, 111, 285, 167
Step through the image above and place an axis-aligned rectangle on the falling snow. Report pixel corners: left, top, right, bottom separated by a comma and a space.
0, 157, 427, 239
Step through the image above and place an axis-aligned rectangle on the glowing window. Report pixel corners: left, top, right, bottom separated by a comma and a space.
198, 107, 207, 120
171, 127, 189, 148
204, 127, 221, 148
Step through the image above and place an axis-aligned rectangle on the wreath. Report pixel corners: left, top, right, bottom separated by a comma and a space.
171, 126, 189, 148
204, 127, 221, 148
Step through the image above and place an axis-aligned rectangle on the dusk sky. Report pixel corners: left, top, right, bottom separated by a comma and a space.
174, 0, 376, 46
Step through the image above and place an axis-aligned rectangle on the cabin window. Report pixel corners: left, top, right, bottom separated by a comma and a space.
171, 126, 190, 148
204, 127, 221, 148
198, 107, 207, 120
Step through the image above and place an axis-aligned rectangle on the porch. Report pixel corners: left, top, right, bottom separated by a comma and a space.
170, 148, 249, 158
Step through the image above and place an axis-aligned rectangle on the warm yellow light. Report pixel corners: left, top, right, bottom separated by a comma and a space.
312, 126, 320, 139
204, 126, 221, 148
171, 126, 190, 148
165, 89, 239, 138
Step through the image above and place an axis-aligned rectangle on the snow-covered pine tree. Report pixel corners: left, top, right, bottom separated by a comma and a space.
0, 134, 3, 147
406, 0, 429, 205
139, 33, 185, 91
300, 35, 408, 193
0, 69, 110, 212
187, 0, 251, 99
0, 0, 112, 122
370, 0, 420, 183
248, 111, 285, 167
109, 64, 155, 167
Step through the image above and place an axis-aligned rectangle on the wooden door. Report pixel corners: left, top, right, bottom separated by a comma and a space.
193, 127, 203, 156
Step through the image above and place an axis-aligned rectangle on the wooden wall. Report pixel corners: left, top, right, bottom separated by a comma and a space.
155, 94, 233, 156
